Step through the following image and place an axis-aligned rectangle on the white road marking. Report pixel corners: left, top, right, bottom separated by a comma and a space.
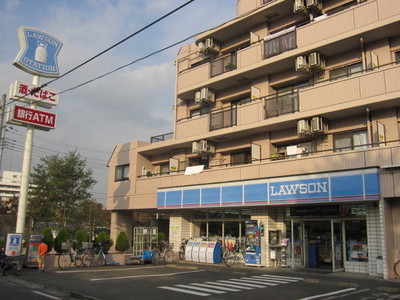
91, 269, 205, 281
158, 286, 210, 297
55, 266, 163, 274
32, 291, 62, 299
190, 282, 242, 292
298, 288, 357, 300
175, 284, 226, 294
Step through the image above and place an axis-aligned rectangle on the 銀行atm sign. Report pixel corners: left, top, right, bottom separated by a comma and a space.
8, 105, 56, 130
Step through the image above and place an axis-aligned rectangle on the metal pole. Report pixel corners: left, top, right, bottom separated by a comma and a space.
0, 94, 6, 172
15, 75, 39, 234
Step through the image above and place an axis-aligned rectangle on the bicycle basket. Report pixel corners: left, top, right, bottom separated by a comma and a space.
82, 242, 93, 249
61, 242, 71, 250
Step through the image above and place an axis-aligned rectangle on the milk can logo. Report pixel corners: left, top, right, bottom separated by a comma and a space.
13, 27, 63, 77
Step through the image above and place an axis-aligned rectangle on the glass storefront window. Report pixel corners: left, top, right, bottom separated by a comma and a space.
345, 220, 368, 261
193, 210, 207, 219
209, 210, 223, 219
224, 210, 239, 219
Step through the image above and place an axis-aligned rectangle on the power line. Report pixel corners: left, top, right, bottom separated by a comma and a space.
1, 0, 196, 110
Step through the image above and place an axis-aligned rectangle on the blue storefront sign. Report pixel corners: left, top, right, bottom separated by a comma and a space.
13, 27, 63, 77
157, 169, 380, 209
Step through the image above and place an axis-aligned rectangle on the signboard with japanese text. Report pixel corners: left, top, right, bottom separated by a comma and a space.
13, 27, 63, 77
7, 105, 56, 130
5, 233, 22, 256
9, 80, 59, 108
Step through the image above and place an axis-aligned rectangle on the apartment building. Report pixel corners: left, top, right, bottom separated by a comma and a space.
0, 171, 22, 201
107, 0, 400, 279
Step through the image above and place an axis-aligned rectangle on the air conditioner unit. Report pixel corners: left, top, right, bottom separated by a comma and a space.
294, 0, 307, 13
309, 51, 325, 70
194, 91, 202, 104
192, 141, 200, 153
193, 140, 215, 154
311, 117, 328, 134
306, 0, 322, 11
195, 87, 215, 104
297, 119, 311, 135
205, 38, 220, 54
197, 41, 206, 53
295, 55, 309, 72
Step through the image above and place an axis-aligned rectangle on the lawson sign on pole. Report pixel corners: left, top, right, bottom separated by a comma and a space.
13, 27, 63, 78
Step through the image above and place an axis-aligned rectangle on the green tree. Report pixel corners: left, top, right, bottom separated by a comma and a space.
115, 231, 130, 253
96, 231, 113, 254
28, 150, 97, 231
73, 229, 88, 249
41, 227, 54, 253
54, 228, 70, 253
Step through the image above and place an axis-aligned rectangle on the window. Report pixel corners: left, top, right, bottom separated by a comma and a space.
395, 51, 400, 63
334, 130, 368, 152
115, 164, 129, 181
330, 62, 362, 80
231, 149, 251, 165
277, 141, 312, 159
159, 163, 169, 175
190, 105, 211, 118
188, 156, 209, 168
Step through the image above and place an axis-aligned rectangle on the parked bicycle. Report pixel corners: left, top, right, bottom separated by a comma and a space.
152, 241, 174, 265
82, 242, 107, 267
222, 238, 246, 267
57, 241, 85, 270
179, 238, 189, 261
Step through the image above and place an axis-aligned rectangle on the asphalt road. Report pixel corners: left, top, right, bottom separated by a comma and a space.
1, 262, 399, 300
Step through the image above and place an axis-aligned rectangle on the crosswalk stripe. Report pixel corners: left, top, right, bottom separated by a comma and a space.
239, 277, 279, 286
175, 284, 226, 294
213, 281, 254, 290
158, 286, 210, 297
191, 282, 242, 292
252, 275, 301, 283
259, 274, 304, 281
205, 281, 254, 290
218, 279, 263, 288
228, 278, 270, 288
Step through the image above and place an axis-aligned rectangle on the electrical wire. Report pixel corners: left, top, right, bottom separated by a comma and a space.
1, 0, 196, 109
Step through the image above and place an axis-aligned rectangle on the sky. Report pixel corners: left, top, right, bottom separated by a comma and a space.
0, 0, 237, 206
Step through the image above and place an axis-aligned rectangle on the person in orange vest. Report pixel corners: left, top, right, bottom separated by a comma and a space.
38, 239, 48, 272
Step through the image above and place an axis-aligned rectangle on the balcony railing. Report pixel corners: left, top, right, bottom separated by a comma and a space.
264, 90, 299, 119
264, 27, 297, 58
210, 53, 237, 77
210, 106, 237, 131
137, 140, 400, 178
150, 132, 173, 143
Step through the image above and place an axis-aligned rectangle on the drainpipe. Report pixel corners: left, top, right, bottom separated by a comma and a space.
360, 37, 367, 72
366, 107, 373, 147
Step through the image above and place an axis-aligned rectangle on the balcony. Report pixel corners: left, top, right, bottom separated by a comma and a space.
264, 90, 299, 119
211, 53, 237, 77
134, 142, 400, 201
150, 132, 173, 143
177, 0, 400, 96
210, 106, 237, 131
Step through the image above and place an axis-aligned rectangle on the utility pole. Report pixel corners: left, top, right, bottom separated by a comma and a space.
0, 94, 6, 173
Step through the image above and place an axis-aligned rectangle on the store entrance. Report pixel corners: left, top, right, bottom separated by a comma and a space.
304, 221, 344, 272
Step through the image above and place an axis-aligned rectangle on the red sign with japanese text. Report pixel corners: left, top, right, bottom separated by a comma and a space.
9, 80, 59, 108
10, 105, 56, 129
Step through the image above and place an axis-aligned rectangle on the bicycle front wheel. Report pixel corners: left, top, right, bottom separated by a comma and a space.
223, 250, 236, 267
179, 247, 185, 261
74, 249, 85, 268
82, 251, 94, 268
394, 260, 400, 278
164, 250, 174, 264
58, 253, 71, 270
94, 253, 106, 266
152, 250, 162, 265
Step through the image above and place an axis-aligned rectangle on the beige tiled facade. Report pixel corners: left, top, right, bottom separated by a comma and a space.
107, 0, 400, 279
